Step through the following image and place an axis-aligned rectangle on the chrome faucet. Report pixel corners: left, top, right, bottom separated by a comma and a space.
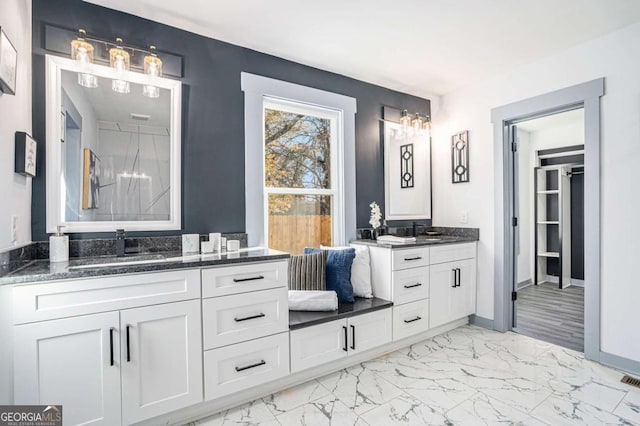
116, 229, 126, 257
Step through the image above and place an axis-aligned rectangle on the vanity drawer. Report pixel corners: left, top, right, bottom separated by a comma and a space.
13, 269, 201, 324
202, 261, 288, 298
393, 300, 429, 341
392, 266, 429, 305
429, 242, 476, 265
392, 247, 430, 270
204, 332, 289, 401
202, 287, 288, 349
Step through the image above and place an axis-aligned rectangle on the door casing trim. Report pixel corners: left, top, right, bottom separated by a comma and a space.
490, 78, 604, 361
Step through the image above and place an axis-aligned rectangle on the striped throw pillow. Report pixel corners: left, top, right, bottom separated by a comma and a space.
288, 251, 328, 291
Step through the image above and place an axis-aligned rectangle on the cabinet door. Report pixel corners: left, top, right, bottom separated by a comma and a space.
455, 258, 477, 319
347, 309, 392, 355
290, 319, 348, 373
121, 300, 203, 425
14, 312, 121, 426
429, 262, 457, 328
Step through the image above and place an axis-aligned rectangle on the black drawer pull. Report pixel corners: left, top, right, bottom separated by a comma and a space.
350, 324, 356, 350
109, 327, 115, 366
235, 360, 266, 372
404, 316, 422, 324
404, 283, 423, 289
342, 326, 348, 352
233, 275, 265, 283
451, 269, 457, 288
234, 313, 266, 322
126, 325, 131, 362
404, 256, 422, 261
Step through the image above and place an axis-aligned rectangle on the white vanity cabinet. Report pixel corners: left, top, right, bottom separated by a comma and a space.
201, 260, 290, 401
290, 308, 393, 373
13, 269, 203, 426
364, 241, 477, 340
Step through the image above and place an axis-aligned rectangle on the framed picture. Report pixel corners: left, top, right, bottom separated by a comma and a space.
14, 132, 37, 177
0, 27, 18, 95
82, 148, 100, 209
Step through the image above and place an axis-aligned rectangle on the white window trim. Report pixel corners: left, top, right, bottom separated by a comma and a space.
241, 72, 357, 248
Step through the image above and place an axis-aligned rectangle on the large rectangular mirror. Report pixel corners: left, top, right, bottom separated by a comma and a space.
384, 120, 432, 220
46, 55, 182, 232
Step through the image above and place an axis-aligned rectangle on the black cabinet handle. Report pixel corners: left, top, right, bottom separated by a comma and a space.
350, 325, 356, 350
342, 326, 348, 352
456, 268, 461, 287
404, 256, 422, 261
235, 360, 266, 372
234, 313, 266, 322
109, 327, 115, 366
451, 269, 457, 288
404, 283, 423, 289
233, 275, 265, 283
404, 316, 422, 323
126, 325, 131, 362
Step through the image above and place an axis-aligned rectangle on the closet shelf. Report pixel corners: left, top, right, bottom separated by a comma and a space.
537, 252, 560, 258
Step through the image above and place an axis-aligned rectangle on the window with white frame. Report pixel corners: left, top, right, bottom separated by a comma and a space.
263, 98, 343, 254
241, 73, 356, 252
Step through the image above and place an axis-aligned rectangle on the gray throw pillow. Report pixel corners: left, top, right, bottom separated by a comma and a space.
288, 251, 328, 291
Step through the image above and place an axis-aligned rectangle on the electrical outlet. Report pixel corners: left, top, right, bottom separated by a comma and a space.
459, 211, 468, 224
11, 215, 18, 243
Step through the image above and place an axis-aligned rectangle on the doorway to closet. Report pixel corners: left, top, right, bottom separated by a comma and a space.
512, 108, 585, 352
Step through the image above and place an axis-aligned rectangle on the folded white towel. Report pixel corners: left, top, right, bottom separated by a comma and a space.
288, 290, 338, 312
376, 235, 417, 244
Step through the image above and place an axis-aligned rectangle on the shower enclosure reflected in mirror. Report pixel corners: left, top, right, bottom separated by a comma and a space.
46, 55, 182, 232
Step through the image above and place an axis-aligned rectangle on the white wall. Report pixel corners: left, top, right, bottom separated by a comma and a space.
0, 0, 32, 250
433, 22, 640, 362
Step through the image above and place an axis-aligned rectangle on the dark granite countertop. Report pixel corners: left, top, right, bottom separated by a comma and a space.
350, 235, 478, 249
0, 248, 290, 285
289, 297, 393, 330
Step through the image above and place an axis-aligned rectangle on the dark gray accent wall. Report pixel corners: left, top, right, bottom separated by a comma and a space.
31, 0, 430, 241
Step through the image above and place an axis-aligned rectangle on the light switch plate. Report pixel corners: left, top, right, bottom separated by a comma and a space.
459, 211, 469, 224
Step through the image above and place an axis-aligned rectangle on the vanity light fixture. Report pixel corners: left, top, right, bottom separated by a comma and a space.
411, 113, 422, 134
400, 109, 411, 136
110, 38, 130, 94
422, 115, 432, 133
69, 30, 167, 98
142, 46, 162, 98
398, 110, 431, 138
70, 29, 98, 88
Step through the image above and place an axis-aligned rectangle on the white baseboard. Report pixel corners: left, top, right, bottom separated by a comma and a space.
545, 275, 584, 287
138, 318, 469, 426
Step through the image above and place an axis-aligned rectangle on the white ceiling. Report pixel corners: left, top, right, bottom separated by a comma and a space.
84, 0, 640, 97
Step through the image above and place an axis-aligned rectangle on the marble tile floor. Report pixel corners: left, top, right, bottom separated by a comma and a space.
186, 325, 640, 425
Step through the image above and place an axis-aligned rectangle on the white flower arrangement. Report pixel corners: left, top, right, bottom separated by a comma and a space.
369, 201, 382, 230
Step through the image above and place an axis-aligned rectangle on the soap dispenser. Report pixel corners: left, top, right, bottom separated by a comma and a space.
50, 225, 69, 263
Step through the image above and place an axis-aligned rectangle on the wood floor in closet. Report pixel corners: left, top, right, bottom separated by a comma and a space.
515, 281, 584, 352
